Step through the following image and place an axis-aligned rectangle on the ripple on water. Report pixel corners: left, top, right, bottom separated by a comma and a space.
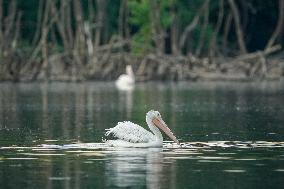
163, 150, 203, 155
181, 141, 284, 149
255, 163, 266, 166
5, 157, 38, 160
32, 148, 59, 151
2, 141, 284, 151
274, 169, 284, 172
164, 156, 194, 160
88, 158, 106, 161
44, 140, 59, 142
79, 152, 105, 156
1, 141, 284, 161
198, 160, 223, 163
223, 169, 246, 173
217, 153, 236, 155
18, 153, 65, 156
234, 158, 257, 161
198, 156, 231, 160
49, 177, 71, 181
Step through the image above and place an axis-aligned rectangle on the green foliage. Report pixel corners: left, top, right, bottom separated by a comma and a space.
128, 0, 176, 55
106, 0, 120, 39
1, 0, 282, 55
176, 1, 197, 29
160, 0, 174, 28
129, 0, 150, 26
127, 0, 217, 55
128, 0, 152, 55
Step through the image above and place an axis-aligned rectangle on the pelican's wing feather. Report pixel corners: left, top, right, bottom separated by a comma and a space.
105, 121, 155, 143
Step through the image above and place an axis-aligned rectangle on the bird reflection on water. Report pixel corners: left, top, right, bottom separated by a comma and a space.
105, 147, 175, 188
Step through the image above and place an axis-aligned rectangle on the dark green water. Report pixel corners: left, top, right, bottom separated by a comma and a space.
0, 81, 284, 189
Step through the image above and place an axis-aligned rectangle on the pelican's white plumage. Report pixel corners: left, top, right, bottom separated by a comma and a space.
104, 110, 179, 147
105, 121, 155, 143
115, 65, 135, 90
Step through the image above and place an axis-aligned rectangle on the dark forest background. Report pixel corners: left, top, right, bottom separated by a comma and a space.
0, 0, 283, 81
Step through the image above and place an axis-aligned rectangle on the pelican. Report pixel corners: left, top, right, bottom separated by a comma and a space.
115, 65, 135, 90
105, 110, 179, 147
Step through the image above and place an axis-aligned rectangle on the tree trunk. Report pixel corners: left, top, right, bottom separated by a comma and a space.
179, 0, 209, 54
49, 1, 69, 50
95, 0, 107, 48
119, 0, 125, 38
32, 0, 44, 46
150, 0, 165, 55
170, 3, 179, 55
195, 0, 210, 56
265, 0, 284, 49
41, 28, 49, 80
65, 2, 74, 47
222, 12, 232, 54
209, 0, 224, 59
228, 0, 247, 54
73, 0, 85, 54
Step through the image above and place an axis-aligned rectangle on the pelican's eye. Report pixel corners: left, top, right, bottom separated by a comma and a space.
157, 112, 161, 117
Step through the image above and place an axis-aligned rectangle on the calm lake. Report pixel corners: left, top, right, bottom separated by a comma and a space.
0, 81, 284, 189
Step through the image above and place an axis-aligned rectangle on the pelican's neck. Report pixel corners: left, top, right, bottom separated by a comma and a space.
146, 117, 163, 142
126, 66, 134, 78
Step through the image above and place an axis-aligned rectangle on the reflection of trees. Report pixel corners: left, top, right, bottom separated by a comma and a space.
0, 84, 18, 130
118, 90, 133, 120
1, 81, 284, 143
41, 82, 50, 138
75, 84, 87, 141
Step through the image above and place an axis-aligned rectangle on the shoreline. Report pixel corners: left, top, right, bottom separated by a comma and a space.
1, 51, 283, 83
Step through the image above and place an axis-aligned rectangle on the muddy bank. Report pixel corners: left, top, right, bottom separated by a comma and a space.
0, 43, 283, 82
1, 50, 283, 82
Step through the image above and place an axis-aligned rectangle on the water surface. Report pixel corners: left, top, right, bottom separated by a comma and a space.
0, 81, 284, 189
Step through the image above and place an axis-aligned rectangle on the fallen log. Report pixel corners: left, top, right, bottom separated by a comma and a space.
235, 45, 281, 61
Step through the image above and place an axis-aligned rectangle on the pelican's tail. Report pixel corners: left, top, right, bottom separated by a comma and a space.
105, 128, 113, 136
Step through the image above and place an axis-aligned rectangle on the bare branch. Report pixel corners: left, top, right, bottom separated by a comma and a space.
150, 0, 165, 54
195, 0, 210, 56
179, 0, 210, 52
265, 0, 284, 49
222, 12, 232, 54
209, 0, 224, 58
228, 0, 247, 54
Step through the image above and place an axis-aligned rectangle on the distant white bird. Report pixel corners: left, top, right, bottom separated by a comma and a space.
105, 110, 179, 147
115, 65, 135, 90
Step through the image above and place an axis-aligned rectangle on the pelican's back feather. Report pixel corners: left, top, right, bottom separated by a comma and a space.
105, 121, 155, 143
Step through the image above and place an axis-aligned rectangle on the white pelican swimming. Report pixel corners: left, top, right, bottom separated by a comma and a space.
105, 110, 179, 147
115, 65, 135, 90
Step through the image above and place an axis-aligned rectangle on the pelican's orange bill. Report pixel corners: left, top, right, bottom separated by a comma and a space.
153, 118, 179, 145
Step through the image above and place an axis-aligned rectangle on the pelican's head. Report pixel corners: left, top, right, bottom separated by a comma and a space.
146, 110, 179, 144
126, 65, 134, 76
